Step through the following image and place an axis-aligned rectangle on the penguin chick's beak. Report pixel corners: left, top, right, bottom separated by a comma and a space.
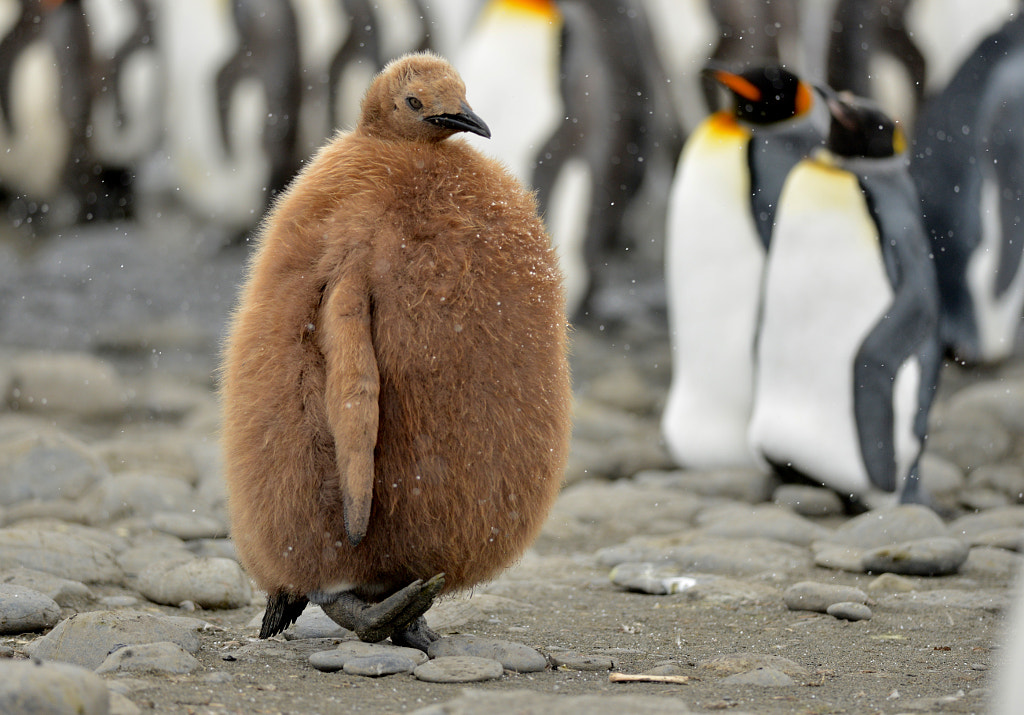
425, 103, 492, 138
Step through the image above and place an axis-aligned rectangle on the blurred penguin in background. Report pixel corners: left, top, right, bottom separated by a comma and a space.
749, 93, 940, 511
661, 65, 828, 470
911, 11, 1024, 365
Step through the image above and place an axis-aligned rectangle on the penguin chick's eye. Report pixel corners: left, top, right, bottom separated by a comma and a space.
406, 96, 423, 111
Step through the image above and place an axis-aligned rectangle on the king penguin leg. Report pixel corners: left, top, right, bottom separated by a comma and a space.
320, 573, 445, 650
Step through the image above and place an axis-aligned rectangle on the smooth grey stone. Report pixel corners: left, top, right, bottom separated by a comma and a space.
7, 351, 128, 417
697, 504, 832, 546
423, 599, 485, 632
959, 488, 1011, 510
862, 537, 969, 576
609, 562, 696, 595
149, 512, 227, 540
549, 652, 614, 671
136, 557, 251, 609
427, 635, 546, 673
667, 538, 812, 576
773, 484, 845, 517
636, 467, 777, 503
586, 366, 661, 414
826, 601, 873, 621
342, 654, 418, 677
783, 582, 868, 613
878, 589, 1009, 613
546, 480, 704, 539
0, 660, 109, 714
79, 472, 195, 525
820, 505, 949, 549
286, 606, 351, 640
946, 378, 1024, 432
950, 507, 1024, 540
0, 567, 96, 610
968, 463, 1024, 500
811, 544, 867, 572
410, 689, 691, 714
967, 528, 1023, 551
116, 544, 194, 579
918, 453, 966, 495
0, 428, 108, 506
0, 583, 61, 633
962, 546, 1024, 578
101, 596, 140, 608
866, 573, 918, 593
25, 610, 203, 670
92, 434, 200, 485
413, 656, 504, 683
95, 641, 201, 675
699, 653, 809, 679
185, 538, 236, 561
721, 667, 795, 686
309, 641, 429, 672
0, 527, 124, 584
927, 408, 1012, 470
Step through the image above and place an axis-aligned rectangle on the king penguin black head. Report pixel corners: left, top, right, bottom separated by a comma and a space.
826, 92, 904, 159
708, 64, 814, 125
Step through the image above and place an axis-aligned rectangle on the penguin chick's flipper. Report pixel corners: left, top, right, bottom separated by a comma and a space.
320, 269, 379, 545
260, 592, 310, 638
320, 573, 446, 649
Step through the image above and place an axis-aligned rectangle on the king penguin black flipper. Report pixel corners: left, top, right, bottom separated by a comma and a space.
259, 592, 309, 639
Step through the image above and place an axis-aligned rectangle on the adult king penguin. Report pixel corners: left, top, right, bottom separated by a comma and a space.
221, 52, 572, 650
749, 93, 941, 509
661, 65, 828, 469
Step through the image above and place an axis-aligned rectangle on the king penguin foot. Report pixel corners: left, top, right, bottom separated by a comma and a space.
321, 573, 445, 646
390, 615, 441, 651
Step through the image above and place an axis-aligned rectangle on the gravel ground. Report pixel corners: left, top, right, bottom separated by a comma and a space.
0, 218, 1021, 714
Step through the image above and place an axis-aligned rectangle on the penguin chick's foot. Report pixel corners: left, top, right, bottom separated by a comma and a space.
321, 573, 445, 647
390, 615, 441, 651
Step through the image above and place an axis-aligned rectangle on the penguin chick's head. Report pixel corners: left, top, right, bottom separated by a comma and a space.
358, 52, 491, 143
708, 64, 813, 125
826, 92, 905, 159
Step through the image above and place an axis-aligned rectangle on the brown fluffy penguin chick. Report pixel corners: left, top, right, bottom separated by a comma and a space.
220, 51, 572, 650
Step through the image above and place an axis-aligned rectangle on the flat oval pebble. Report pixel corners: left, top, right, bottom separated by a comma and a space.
342, 654, 417, 677
609, 561, 696, 595
0, 567, 96, 611
427, 634, 547, 673
822, 505, 949, 549
861, 537, 969, 576
136, 556, 251, 609
720, 666, 795, 686
149, 511, 228, 540
0, 659, 109, 715
826, 601, 873, 621
309, 641, 429, 672
783, 581, 868, 613
95, 640, 201, 675
0, 527, 124, 584
0, 583, 61, 634
773, 484, 845, 517
550, 652, 614, 671
413, 655, 504, 683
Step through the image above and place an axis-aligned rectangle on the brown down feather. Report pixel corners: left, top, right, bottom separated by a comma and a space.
220, 52, 573, 602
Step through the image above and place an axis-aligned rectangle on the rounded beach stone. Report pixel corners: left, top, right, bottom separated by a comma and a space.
309, 641, 428, 672
0, 428, 108, 506
826, 601, 873, 621
0, 584, 61, 634
783, 581, 868, 613
0, 567, 95, 611
0, 659, 109, 715
773, 484, 845, 517
95, 641, 201, 675
7, 351, 128, 417
343, 654, 418, 677
0, 527, 124, 584
427, 635, 546, 673
861, 537, 969, 576
609, 562, 695, 595
136, 557, 251, 609
413, 655, 504, 683
822, 505, 949, 549
720, 666, 795, 686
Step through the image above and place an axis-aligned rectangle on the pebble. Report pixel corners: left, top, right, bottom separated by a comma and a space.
284, 606, 351, 640
6, 351, 128, 416
783, 581, 868, 613
918, 453, 966, 495
861, 537, 969, 576
772, 484, 845, 516
342, 654, 418, 677
867, 573, 918, 593
966, 527, 1023, 550
95, 641, 202, 675
79, 472, 197, 525
0, 427, 109, 505
0, 583, 61, 633
0, 659, 109, 715
812, 544, 867, 572
968, 463, 1024, 501
962, 546, 1024, 577
720, 666, 796, 686
699, 653, 810, 680
410, 689, 691, 714
819, 505, 950, 549
0, 567, 96, 610
927, 407, 1013, 470
609, 562, 697, 595
826, 601, 873, 621
635, 467, 778, 503
877, 589, 1009, 613
427, 635, 547, 673
309, 642, 429, 672
949, 506, 1024, 540
135, 556, 251, 609
549, 652, 615, 671
25, 610, 203, 670
696, 504, 832, 546
413, 655, 504, 683
148, 511, 228, 540
0, 526, 124, 584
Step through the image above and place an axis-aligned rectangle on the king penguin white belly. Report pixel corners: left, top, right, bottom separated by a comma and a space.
662, 112, 763, 469
749, 160, 921, 498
